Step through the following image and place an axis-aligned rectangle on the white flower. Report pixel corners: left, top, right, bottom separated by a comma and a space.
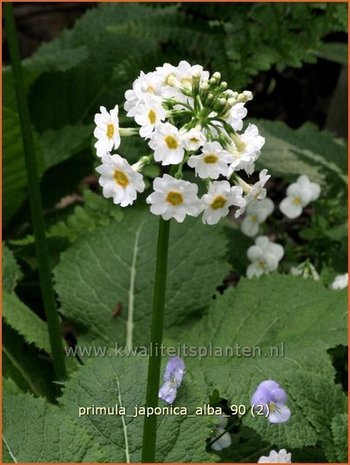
181, 127, 206, 151
331, 273, 348, 290
258, 449, 291, 463
201, 181, 246, 225
241, 198, 274, 237
279, 175, 321, 219
93, 105, 121, 157
157, 61, 209, 99
236, 170, 271, 217
96, 154, 145, 207
227, 124, 265, 175
124, 71, 162, 117
290, 260, 320, 280
134, 94, 166, 138
246, 236, 284, 279
148, 123, 185, 165
187, 141, 232, 179
225, 102, 248, 131
146, 174, 201, 223
210, 416, 231, 452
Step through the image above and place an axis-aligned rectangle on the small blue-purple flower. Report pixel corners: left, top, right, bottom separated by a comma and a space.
251, 380, 291, 424
158, 356, 185, 404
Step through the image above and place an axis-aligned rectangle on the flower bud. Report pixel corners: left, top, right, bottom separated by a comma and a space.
227, 97, 236, 107
212, 71, 221, 80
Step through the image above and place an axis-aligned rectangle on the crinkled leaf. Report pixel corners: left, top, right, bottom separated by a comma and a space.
255, 119, 347, 186
54, 209, 230, 346
3, 391, 104, 462
179, 274, 347, 450
60, 355, 215, 462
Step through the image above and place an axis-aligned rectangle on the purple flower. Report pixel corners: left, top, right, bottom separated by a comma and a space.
158, 357, 185, 404
251, 380, 291, 424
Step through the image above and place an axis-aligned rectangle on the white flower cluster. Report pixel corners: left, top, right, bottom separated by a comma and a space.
93, 61, 270, 224
247, 236, 284, 279
279, 175, 321, 219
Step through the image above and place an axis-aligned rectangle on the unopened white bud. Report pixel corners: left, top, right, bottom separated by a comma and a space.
227, 97, 236, 107
201, 81, 209, 91
218, 98, 226, 106
243, 90, 253, 101
213, 72, 221, 80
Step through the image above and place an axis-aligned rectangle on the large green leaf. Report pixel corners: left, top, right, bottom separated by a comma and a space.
3, 355, 215, 462
54, 209, 230, 347
3, 391, 104, 462
178, 274, 347, 451
255, 119, 347, 186
60, 355, 215, 462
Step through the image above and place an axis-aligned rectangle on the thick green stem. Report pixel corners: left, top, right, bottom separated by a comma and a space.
4, 3, 67, 383
141, 217, 171, 462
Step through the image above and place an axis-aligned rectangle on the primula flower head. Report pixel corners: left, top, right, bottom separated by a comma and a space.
159, 356, 185, 404
251, 380, 291, 424
94, 61, 270, 225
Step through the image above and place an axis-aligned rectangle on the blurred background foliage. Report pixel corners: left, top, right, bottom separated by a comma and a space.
3, 2, 347, 229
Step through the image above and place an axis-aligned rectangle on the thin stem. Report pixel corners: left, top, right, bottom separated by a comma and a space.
4, 3, 67, 382
141, 217, 171, 462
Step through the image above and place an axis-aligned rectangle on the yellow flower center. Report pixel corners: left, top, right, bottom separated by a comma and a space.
113, 170, 129, 188
211, 195, 226, 210
165, 74, 176, 86
180, 77, 192, 87
293, 196, 302, 205
250, 215, 258, 223
166, 191, 183, 206
269, 402, 276, 413
190, 137, 199, 143
106, 123, 115, 139
258, 260, 267, 269
148, 110, 156, 125
146, 85, 155, 94
204, 154, 218, 164
232, 134, 246, 153
165, 135, 178, 150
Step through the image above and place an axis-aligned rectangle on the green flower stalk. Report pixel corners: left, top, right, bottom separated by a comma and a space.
141, 217, 171, 462
4, 3, 67, 384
